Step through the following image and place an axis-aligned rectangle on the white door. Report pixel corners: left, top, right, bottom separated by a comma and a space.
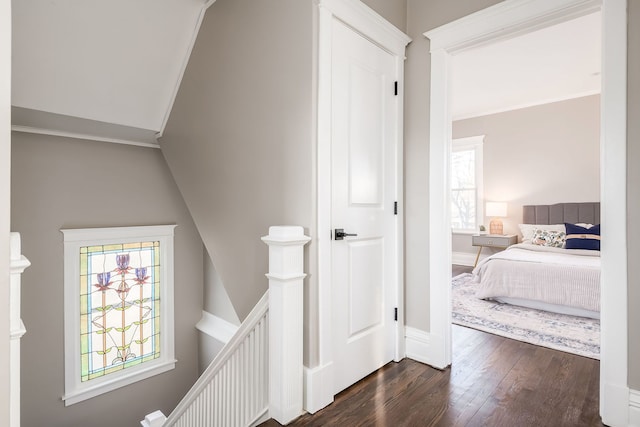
331, 20, 398, 394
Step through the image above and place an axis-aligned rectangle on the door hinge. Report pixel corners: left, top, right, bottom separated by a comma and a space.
394, 81, 398, 96
394, 201, 398, 215
394, 307, 398, 322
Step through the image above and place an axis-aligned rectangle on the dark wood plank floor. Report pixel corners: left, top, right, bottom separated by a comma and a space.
261, 265, 602, 427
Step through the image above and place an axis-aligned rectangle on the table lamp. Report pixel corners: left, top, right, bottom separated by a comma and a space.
486, 202, 507, 235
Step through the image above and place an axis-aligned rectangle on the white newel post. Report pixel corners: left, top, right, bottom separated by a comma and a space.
9, 233, 30, 427
261, 226, 311, 425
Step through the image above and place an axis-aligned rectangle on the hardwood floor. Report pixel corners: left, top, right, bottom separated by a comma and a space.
261, 325, 602, 426
261, 264, 602, 426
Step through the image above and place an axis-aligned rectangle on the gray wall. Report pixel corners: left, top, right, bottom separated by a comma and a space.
11, 133, 204, 427
404, 0, 502, 332
628, 0, 640, 389
452, 95, 601, 254
362, 0, 407, 31
159, 0, 316, 363
160, 0, 407, 369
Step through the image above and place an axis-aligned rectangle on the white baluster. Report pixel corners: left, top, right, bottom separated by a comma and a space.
9, 233, 30, 427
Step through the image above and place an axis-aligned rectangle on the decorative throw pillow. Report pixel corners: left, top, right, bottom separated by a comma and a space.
565, 223, 601, 251
531, 228, 566, 248
518, 223, 565, 243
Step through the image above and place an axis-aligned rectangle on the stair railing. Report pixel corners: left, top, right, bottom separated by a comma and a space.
160, 226, 310, 427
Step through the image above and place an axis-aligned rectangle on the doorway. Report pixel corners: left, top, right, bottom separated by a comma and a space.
425, 0, 628, 424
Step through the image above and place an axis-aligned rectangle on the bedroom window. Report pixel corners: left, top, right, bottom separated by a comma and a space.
451, 135, 484, 233
61, 225, 176, 405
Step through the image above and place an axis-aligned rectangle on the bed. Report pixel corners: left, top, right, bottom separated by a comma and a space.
472, 202, 601, 319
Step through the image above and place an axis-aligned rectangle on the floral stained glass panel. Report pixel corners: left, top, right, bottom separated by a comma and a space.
79, 241, 161, 382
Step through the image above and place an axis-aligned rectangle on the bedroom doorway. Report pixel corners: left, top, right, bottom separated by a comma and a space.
448, 13, 601, 351
425, 0, 628, 424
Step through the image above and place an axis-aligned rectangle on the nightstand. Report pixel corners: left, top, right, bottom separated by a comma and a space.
471, 234, 517, 267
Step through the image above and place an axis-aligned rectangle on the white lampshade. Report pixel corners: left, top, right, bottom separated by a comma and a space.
486, 202, 507, 217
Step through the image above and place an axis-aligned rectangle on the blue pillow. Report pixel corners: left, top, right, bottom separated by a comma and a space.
565, 223, 600, 251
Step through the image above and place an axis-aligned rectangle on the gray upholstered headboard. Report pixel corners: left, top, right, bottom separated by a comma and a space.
522, 202, 600, 225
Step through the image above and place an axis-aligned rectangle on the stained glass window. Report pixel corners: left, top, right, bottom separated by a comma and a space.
62, 225, 176, 406
80, 241, 160, 381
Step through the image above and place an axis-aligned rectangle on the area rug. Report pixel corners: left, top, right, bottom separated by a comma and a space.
452, 273, 600, 359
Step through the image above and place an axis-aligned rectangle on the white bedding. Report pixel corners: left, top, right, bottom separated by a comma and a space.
472, 243, 600, 318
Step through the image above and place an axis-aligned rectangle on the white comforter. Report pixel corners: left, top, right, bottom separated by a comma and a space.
472, 243, 601, 313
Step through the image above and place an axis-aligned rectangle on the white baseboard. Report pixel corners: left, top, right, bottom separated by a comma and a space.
249, 407, 270, 427
630, 389, 640, 426
303, 363, 334, 414
601, 381, 631, 426
195, 310, 239, 344
405, 326, 431, 365
404, 326, 450, 370
452, 251, 481, 267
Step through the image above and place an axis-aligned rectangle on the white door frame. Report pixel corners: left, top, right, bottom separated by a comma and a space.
309, 0, 410, 414
0, 0, 11, 424
424, 0, 628, 424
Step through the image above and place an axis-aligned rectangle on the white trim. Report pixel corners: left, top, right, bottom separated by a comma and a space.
424, 0, 628, 424
140, 410, 167, 427
318, 0, 411, 56
61, 225, 177, 406
425, 0, 601, 54
315, 0, 410, 404
1, 0, 11, 422
599, 1, 628, 424
248, 408, 270, 427
195, 310, 239, 344
451, 251, 481, 267
404, 326, 447, 369
452, 89, 601, 121
426, 46, 453, 369
303, 363, 334, 414
630, 389, 640, 427
11, 125, 160, 149
64, 361, 176, 406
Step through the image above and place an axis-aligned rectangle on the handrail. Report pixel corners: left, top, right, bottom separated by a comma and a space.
163, 292, 269, 426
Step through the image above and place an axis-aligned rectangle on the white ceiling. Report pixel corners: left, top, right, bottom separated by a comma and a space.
11, 0, 206, 134
451, 12, 601, 121
10, 3, 601, 137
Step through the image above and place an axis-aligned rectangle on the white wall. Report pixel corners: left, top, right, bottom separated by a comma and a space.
0, 0, 11, 423
452, 95, 601, 254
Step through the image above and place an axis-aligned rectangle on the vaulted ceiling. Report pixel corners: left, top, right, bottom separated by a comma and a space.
11, 0, 211, 145
11, 2, 601, 142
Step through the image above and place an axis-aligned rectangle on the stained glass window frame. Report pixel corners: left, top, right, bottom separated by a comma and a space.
62, 225, 176, 406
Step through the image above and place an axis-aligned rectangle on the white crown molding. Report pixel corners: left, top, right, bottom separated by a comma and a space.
318, 0, 411, 56
425, 0, 601, 54
12, 125, 160, 149
453, 90, 601, 122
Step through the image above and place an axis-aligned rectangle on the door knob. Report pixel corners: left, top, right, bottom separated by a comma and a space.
335, 228, 358, 240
